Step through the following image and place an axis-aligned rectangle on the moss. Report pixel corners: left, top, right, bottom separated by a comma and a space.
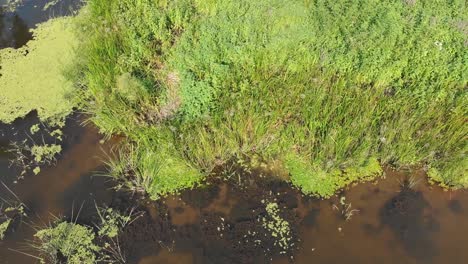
0, 16, 77, 124
147, 153, 202, 200
428, 159, 468, 189
285, 154, 344, 198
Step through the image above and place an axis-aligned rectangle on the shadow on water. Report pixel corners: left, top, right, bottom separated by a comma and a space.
0, 0, 82, 48
379, 182, 438, 262
118, 174, 302, 264
0, 12, 31, 48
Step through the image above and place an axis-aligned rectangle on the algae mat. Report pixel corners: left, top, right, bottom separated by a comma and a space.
0, 16, 76, 124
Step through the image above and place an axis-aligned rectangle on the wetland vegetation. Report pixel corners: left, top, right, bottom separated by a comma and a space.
0, 0, 467, 263
73, 0, 467, 198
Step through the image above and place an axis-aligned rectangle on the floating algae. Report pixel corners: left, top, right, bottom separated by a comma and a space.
0, 16, 77, 125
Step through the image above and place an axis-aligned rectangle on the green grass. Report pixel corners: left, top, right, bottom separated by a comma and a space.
74, 0, 467, 198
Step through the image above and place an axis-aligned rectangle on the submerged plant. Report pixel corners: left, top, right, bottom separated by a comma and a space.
95, 205, 140, 239
0, 182, 28, 240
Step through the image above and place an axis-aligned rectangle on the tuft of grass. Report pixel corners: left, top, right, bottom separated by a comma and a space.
106, 131, 203, 200
73, 0, 468, 198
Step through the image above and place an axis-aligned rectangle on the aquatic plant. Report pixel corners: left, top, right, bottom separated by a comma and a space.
31, 204, 140, 264
0, 0, 24, 12
398, 175, 422, 190
0, 219, 12, 240
94, 205, 141, 263
0, 202, 26, 240
0, 16, 77, 125
34, 221, 101, 264
333, 196, 360, 221
95, 205, 139, 239
9, 141, 62, 177
31, 144, 62, 163
0, 181, 28, 240
74, 0, 468, 198
261, 202, 292, 252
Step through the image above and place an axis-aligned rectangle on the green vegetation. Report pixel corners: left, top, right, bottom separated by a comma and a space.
0, 203, 26, 241
73, 0, 467, 198
0, 219, 11, 240
1, 0, 23, 12
31, 144, 62, 163
261, 202, 292, 252
0, 16, 76, 125
9, 141, 62, 177
95, 206, 134, 238
33, 206, 138, 264
34, 222, 101, 264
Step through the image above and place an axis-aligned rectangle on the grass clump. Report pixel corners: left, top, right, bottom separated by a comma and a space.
0, 16, 77, 125
74, 0, 467, 198
33, 206, 140, 264
107, 132, 202, 200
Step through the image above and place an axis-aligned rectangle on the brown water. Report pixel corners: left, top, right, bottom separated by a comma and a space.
1, 1, 468, 264
3, 115, 468, 264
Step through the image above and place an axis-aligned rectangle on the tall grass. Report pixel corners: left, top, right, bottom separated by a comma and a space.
73, 0, 467, 198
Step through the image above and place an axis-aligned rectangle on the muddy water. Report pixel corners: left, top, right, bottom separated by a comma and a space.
3, 116, 468, 264
115, 170, 467, 264
2, 1, 468, 264
0, 113, 118, 264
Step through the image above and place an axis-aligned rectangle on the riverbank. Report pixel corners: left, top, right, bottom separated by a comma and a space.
74, 0, 467, 199
1, 115, 468, 263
